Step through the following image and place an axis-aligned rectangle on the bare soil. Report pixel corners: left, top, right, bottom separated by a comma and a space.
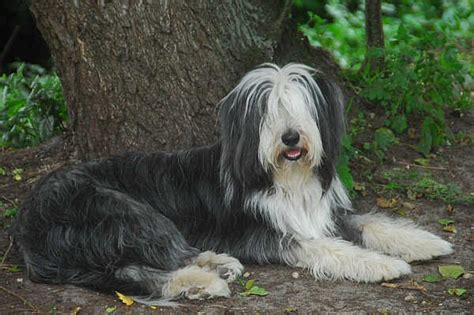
1, 113, 473, 314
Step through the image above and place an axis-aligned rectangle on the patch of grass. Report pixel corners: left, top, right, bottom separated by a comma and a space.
383, 168, 474, 204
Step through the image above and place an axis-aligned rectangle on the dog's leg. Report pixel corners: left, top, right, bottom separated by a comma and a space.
291, 238, 411, 282
162, 265, 231, 300
194, 251, 244, 283
348, 213, 453, 262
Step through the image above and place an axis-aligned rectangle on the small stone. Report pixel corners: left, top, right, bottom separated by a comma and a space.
422, 301, 427, 305
243, 272, 251, 278
404, 294, 415, 302
463, 273, 472, 279
16, 278, 23, 283
291, 272, 299, 279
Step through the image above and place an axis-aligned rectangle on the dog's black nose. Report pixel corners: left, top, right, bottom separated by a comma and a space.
281, 129, 300, 146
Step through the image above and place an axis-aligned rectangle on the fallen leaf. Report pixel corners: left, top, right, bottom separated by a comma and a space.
377, 197, 398, 208
245, 279, 255, 290
438, 218, 454, 226
245, 286, 269, 296
446, 205, 454, 214
150, 306, 158, 310
7, 265, 21, 273
414, 158, 430, 166
443, 224, 457, 233
407, 189, 418, 200
105, 306, 117, 313
423, 273, 444, 283
439, 265, 464, 279
401, 202, 416, 210
115, 291, 134, 306
447, 288, 467, 297
70, 306, 81, 315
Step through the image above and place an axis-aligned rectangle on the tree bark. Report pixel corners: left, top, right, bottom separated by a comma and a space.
362, 0, 384, 74
31, 0, 341, 160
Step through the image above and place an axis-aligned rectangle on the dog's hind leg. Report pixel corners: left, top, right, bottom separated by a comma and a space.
193, 251, 244, 283
345, 213, 453, 262
116, 264, 231, 303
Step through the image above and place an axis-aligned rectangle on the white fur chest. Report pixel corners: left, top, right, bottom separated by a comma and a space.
247, 174, 349, 240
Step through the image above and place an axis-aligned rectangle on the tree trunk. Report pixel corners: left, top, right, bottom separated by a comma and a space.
31, 0, 341, 160
362, 0, 384, 74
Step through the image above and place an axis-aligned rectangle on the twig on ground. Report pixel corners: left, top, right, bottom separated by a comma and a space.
0, 195, 18, 208
0, 285, 39, 311
381, 281, 428, 294
1, 237, 13, 265
397, 161, 447, 171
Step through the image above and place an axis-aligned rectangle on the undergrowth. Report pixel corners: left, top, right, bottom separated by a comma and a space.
296, 0, 474, 192
383, 168, 474, 204
0, 63, 67, 148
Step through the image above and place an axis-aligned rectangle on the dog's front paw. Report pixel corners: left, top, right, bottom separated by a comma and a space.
400, 236, 453, 262
195, 251, 244, 283
360, 256, 412, 282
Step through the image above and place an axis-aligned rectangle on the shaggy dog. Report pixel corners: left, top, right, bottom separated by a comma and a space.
14, 63, 453, 304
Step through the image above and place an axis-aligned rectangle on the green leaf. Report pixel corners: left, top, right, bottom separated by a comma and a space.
439, 265, 464, 279
247, 286, 268, 296
438, 218, 454, 226
336, 154, 354, 192
447, 288, 467, 297
3, 207, 17, 218
105, 306, 117, 313
374, 128, 396, 151
390, 115, 408, 134
423, 273, 445, 283
240, 286, 269, 297
414, 158, 430, 166
245, 279, 255, 290
7, 265, 21, 273
0, 167, 6, 176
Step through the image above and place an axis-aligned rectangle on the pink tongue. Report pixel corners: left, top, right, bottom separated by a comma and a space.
285, 148, 301, 158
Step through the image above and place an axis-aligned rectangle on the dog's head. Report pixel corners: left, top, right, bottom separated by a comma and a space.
219, 63, 345, 201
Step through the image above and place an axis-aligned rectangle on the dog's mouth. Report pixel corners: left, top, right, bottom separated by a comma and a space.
283, 148, 303, 161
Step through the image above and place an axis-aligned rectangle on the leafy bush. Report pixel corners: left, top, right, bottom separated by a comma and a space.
0, 63, 68, 148
357, 28, 472, 156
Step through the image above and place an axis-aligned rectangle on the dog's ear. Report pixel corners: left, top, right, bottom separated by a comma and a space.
312, 77, 346, 192
218, 88, 271, 203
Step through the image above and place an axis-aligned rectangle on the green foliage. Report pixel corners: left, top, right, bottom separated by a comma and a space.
298, 0, 474, 158
383, 168, 474, 204
439, 265, 465, 279
0, 63, 68, 148
299, 1, 366, 68
239, 279, 269, 297
336, 134, 355, 193
3, 207, 18, 218
448, 288, 467, 297
358, 28, 472, 156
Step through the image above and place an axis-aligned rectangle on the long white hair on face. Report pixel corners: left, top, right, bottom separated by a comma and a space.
223, 63, 327, 173
218, 63, 346, 207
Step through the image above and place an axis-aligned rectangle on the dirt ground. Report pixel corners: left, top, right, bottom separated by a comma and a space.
0, 112, 473, 314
